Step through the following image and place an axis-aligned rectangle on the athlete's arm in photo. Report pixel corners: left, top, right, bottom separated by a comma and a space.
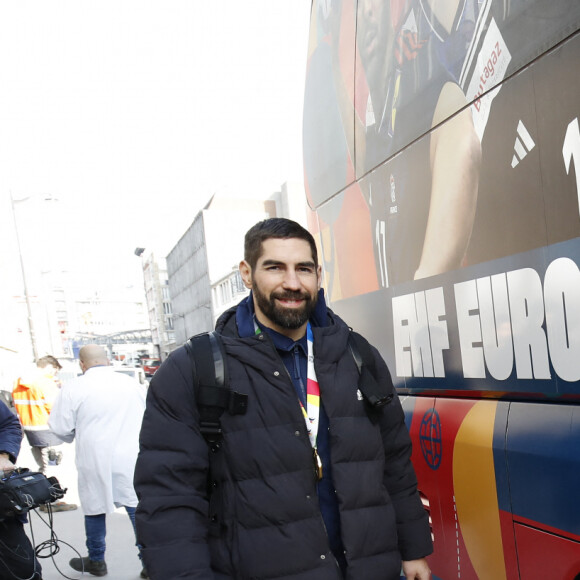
414, 81, 481, 280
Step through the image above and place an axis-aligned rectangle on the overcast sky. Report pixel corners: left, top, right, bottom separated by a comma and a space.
0, 1, 311, 291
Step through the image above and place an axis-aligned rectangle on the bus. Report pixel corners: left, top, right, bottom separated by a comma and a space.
303, 1, 580, 578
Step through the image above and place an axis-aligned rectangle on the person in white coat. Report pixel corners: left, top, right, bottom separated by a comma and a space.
49, 344, 147, 578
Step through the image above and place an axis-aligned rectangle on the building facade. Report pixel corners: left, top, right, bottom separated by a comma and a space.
141, 252, 175, 360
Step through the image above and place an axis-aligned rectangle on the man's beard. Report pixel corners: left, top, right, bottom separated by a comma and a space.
253, 283, 317, 330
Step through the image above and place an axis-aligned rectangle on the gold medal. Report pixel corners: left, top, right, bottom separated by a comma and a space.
313, 448, 323, 481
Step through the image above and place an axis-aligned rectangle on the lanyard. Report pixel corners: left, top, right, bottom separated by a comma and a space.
254, 319, 323, 480
301, 323, 320, 450
303, 324, 323, 481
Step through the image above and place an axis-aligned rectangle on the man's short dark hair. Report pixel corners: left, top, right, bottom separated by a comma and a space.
244, 218, 318, 270
37, 355, 62, 370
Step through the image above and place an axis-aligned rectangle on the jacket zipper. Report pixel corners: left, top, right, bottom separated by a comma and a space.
259, 332, 342, 576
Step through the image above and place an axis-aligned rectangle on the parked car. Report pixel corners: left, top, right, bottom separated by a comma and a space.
141, 358, 161, 378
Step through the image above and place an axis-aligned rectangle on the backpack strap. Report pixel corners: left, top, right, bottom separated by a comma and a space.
347, 331, 394, 418
184, 331, 248, 450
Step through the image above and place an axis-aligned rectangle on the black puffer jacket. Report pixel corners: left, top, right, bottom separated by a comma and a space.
135, 304, 432, 580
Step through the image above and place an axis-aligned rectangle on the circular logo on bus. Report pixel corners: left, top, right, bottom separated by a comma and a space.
419, 408, 442, 470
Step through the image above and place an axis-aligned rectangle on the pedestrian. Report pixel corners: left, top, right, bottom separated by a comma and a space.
49, 344, 147, 578
0, 399, 43, 579
12, 354, 77, 512
134, 218, 433, 579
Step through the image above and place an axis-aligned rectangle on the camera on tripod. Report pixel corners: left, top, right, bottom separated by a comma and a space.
0, 468, 67, 518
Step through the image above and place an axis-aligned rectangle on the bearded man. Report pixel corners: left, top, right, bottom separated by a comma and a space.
135, 218, 432, 580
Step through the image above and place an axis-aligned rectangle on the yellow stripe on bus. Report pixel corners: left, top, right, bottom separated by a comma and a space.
453, 400, 506, 580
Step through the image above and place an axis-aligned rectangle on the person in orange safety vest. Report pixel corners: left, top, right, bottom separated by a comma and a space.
12, 355, 77, 512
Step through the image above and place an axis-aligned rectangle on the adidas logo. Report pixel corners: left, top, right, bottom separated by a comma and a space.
511, 120, 535, 168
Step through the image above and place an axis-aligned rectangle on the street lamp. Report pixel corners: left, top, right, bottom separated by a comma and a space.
9, 192, 58, 361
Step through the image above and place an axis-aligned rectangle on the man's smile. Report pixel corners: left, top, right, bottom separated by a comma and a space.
272, 291, 310, 309
276, 297, 305, 308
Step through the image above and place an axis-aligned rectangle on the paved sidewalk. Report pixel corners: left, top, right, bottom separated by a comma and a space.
18, 442, 144, 580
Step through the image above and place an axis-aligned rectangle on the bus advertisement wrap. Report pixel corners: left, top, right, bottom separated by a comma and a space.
303, 0, 580, 578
